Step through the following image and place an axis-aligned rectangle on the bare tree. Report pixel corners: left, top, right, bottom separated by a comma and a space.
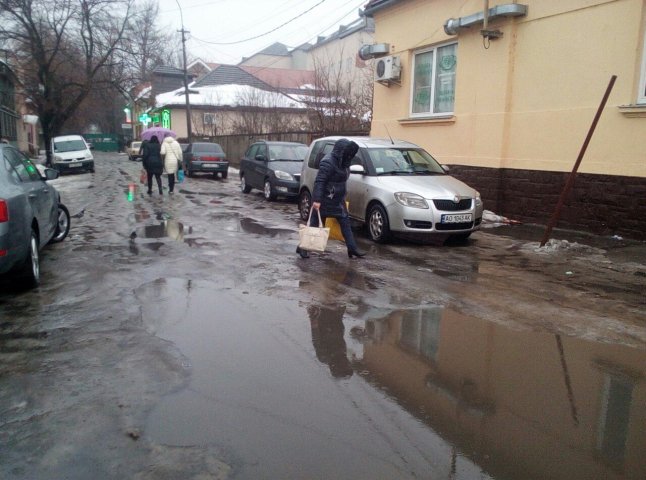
0, 0, 134, 163
308, 50, 373, 134
231, 87, 305, 134
122, 0, 179, 84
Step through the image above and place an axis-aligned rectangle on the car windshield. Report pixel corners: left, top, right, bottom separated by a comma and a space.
268, 145, 308, 161
54, 140, 86, 152
193, 143, 223, 154
366, 148, 446, 175
132, 142, 141, 148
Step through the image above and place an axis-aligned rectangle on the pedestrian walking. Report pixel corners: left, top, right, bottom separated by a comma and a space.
160, 136, 183, 194
297, 138, 366, 259
142, 135, 163, 195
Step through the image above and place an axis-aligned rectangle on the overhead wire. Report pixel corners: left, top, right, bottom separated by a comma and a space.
191, 0, 328, 45
189, 0, 365, 65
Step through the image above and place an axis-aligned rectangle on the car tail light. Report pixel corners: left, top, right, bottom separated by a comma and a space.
0, 199, 8, 223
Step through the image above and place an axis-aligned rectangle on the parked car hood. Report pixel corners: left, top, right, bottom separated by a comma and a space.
373, 174, 476, 198
55, 150, 92, 160
270, 160, 303, 175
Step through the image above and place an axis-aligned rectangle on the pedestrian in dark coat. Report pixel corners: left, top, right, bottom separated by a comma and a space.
142, 135, 163, 195
297, 138, 365, 259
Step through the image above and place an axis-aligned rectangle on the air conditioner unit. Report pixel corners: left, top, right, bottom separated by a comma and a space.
375, 55, 401, 83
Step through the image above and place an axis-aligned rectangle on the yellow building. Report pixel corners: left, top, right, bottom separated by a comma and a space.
363, 0, 646, 239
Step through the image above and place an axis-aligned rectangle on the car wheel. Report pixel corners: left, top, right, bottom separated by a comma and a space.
264, 179, 276, 201
298, 190, 311, 221
50, 204, 70, 243
367, 203, 391, 243
240, 174, 252, 193
19, 229, 40, 288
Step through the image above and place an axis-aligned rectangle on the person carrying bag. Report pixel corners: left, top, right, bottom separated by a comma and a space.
297, 208, 330, 258
160, 136, 184, 194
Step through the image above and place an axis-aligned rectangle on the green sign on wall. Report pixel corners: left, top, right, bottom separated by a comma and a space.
161, 109, 171, 129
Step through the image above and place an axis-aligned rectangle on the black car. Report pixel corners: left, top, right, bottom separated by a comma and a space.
0, 144, 69, 288
183, 142, 228, 178
239, 141, 308, 201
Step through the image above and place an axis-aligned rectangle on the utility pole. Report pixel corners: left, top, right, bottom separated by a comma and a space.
176, 0, 192, 144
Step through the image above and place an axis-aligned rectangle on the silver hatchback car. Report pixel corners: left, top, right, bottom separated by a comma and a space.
298, 136, 483, 243
1, 144, 69, 288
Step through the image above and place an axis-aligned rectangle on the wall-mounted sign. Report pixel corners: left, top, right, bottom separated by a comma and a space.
161, 109, 171, 129
139, 113, 151, 126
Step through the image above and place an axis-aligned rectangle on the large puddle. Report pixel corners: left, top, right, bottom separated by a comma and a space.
137, 279, 646, 479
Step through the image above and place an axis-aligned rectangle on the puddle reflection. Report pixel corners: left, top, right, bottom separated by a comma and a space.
308, 304, 353, 378
239, 217, 293, 237
137, 220, 185, 241
352, 305, 646, 479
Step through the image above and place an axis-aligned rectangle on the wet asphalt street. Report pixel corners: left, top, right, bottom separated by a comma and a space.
1, 152, 645, 479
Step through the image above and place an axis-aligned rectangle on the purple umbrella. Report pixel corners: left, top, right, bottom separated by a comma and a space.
141, 127, 176, 141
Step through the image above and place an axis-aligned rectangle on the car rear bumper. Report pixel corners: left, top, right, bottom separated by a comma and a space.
189, 161, 229, 173
0, 232, 27, 276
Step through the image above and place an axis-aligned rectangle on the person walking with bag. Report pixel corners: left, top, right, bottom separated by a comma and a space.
160, 136, 183, 194
297, 138, 366, 259
142, 135, 164, 195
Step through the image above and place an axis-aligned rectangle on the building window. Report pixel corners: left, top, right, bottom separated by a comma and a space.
411, 42, 457, 116
638, 31, 646, 105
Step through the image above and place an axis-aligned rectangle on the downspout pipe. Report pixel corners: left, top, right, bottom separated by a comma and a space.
444, 4, 528, 36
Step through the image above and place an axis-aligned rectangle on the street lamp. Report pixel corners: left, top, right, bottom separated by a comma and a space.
175, 0, 192, 144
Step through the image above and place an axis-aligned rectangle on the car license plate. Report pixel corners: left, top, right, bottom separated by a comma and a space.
441, 213, 472, 223
202, 164, 216, 168
69, 162, 81, 168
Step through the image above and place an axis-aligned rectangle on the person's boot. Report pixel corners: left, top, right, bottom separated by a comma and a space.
296, 246, 310, 258
347, 248, 366, 258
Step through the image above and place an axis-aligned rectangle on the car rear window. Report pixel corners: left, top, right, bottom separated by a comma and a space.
193, 143, 224, 154
268, 145, 308, 161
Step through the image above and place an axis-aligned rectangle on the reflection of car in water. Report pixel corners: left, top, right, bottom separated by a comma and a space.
308, 304, 353, 378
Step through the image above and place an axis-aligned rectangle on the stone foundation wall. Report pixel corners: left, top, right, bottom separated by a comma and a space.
447, 165, 646, 240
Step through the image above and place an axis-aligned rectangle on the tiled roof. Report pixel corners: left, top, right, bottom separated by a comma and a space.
258, 42, 290, 57
241, 66, 315, 90
193, 64, 274, 90
152, 65, 185, 76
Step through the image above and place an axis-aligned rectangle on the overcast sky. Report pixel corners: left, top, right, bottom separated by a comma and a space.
157, 0, 369, 66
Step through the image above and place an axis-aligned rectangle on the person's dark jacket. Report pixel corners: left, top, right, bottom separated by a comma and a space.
312, 139, 359, 217
142, 141, 163, 174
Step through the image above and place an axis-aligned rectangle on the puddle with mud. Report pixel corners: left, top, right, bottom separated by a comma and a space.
139, 279, 646, 479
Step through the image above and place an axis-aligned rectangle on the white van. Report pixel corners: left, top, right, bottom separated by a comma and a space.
51, 135, 94, 173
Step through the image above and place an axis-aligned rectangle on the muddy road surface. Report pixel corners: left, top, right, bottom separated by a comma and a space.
1, 152, 645, 479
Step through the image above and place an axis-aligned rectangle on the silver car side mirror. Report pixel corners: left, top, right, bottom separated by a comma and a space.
441, 164, 450, 172
349, 164, 365, 174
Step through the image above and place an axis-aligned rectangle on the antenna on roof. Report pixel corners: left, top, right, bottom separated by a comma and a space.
384, 124, 394, 145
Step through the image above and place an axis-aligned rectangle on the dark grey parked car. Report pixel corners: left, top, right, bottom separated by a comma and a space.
239, 141, 308, 201
0, 144, 69, 288
183, 142, 229, 178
